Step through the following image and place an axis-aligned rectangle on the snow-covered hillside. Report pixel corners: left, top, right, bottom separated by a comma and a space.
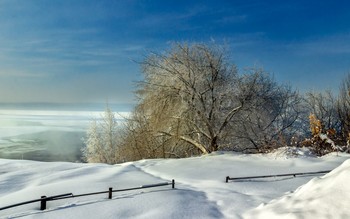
0, 150, 349, 219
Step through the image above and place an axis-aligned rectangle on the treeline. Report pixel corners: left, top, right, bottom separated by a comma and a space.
81, 43, 350, 164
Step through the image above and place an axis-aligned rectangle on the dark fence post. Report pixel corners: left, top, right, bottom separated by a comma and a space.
40, 196, 47, 210
108, 187, 113, 199
172, 179, 175, 189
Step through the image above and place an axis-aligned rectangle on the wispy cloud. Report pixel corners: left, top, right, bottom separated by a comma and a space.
0, 69, 48, 78
0, 29, 145, 74
133, 4, 210, 31
215, 15, 248, 24
294, 34, 350, 56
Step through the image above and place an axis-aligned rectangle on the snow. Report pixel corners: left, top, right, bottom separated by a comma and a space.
1, 151, 350, 219
244, 158, 350, 219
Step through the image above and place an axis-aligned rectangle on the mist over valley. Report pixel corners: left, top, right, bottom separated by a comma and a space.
0, 103, 130, 162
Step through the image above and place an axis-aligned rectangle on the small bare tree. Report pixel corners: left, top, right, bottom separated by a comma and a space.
337, 73, 350, 142
305, 90, 340, 132
301, 83, 350, 154
82, 106, 120, 164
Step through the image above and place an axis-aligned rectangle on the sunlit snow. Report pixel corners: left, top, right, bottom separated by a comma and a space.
0, 150, 349, 219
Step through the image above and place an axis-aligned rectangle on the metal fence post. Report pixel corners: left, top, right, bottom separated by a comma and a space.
172, 179, 175, 189
108, 187, 113, 199
40, 196, 47, 210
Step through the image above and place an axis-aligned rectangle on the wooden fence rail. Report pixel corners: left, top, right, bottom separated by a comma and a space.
226, 170, 331, 183
0, 179, 175, 211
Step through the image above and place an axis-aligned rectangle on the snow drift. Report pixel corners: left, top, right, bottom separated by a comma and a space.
0, 151, 349, 219
244, 158, 350, 219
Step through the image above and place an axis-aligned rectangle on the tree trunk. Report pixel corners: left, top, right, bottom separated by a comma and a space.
209, 136, 218, 153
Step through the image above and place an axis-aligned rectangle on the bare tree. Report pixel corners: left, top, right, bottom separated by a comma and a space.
82, 106, 120, 164
305, 90, 340, 132
120, 43, 301, 157
228, 69, 302, 152
337, 73, 350, 141
134, 43, 250, 155
119, 106, 168, 160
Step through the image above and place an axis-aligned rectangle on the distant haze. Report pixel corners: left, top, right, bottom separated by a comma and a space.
0, 102, 134, 112
0, 103, 129, 162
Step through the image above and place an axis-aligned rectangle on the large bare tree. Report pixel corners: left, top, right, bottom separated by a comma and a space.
121, 43, 301, 156
135, 43, 248, 154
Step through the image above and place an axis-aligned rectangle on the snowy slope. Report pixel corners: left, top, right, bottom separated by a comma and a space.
244, 158, 350, 219
0, 151, 349, 219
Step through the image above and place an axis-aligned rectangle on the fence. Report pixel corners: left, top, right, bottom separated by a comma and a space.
0, 179, 175, 211
226, 170, 331, 183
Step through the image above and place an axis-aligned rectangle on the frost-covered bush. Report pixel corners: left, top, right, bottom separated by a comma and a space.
82, 107, 121, 164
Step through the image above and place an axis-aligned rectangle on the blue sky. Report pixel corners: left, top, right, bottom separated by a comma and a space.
0, 0, 349, 104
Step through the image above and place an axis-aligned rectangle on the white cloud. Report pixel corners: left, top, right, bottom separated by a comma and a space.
0, 69, 48, 78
